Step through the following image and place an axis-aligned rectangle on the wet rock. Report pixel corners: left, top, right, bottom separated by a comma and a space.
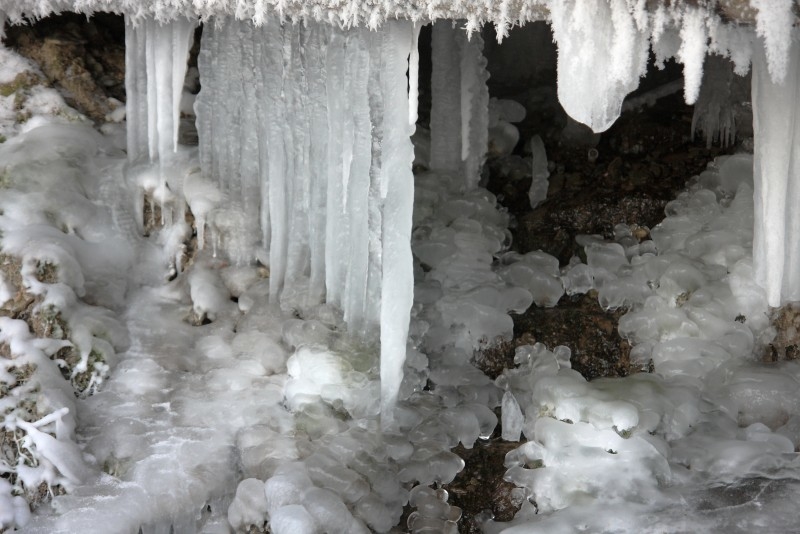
765, 304, 800, 362
477, 293, 638, 381
443, 440, 522, 534
516, 189, 668, 264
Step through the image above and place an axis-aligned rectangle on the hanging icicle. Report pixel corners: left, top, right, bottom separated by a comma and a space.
125, 16, 196, 166
429, 20, 490, 188
125, 15, 197, 230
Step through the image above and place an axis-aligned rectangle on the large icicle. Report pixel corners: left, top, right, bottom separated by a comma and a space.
548, 0, 649, 132
378, 21, 415, 427
459, 30, 490, 189
751, 33, 800, 306
430, 21, 463, 173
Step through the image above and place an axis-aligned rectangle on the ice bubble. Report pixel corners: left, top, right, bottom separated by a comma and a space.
188, 263, 230, 322
399, 450, 465, 486
586, 242, 628, 277
305, 453, 370, 504
304, 487, 369, 534
354, 492, 403, 533
502, 391, 524, 442
227, 478, 268, 531
264, 464, 313, 515
269, 504, 318, 534
498, 262, 563, 307
232, 331, 287, 374
562, 261, 594, 296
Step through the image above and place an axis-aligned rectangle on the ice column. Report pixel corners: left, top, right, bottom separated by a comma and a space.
430, 22, 490, 187
751, 33, 800, 306
195, 17, 415, 423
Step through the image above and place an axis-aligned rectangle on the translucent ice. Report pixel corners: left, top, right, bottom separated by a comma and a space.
549, 0, 649, 132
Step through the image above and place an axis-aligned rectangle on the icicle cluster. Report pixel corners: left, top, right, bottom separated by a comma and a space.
125, 16, 195, 165
429, 21, 490, 188
124, 16, 196, 233
691, 54, 744, 149
194, 16, 416, 424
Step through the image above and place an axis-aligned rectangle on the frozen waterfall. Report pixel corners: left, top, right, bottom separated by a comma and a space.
191, 17, 416, 425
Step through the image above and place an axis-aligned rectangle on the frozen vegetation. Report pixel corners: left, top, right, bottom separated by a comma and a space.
0, 1, 799, 533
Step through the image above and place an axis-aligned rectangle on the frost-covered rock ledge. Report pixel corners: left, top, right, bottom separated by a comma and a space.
0, 0, 794, 34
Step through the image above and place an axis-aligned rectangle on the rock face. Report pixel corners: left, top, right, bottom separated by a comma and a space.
512, 293, 636, 380
443, 440, 522, 534
3, 13, 125, 122
488, 91, 734, 265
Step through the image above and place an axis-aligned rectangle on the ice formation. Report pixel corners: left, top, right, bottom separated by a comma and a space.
751, 33, 800, 306
430, 21, 490, 188
192, 16, 417, 424
3, 0, 800, 533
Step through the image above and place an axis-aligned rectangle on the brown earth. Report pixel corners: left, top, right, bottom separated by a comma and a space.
3, 13, 125, 122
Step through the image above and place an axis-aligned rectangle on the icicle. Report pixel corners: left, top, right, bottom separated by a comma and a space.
408, 22, 422, 128
379, 20, 415, 428
751, 33, 800, 306
678, 7, 709, 105
265, 16, 289, 299
145, 20, 158, 162
430, 21, 463, 173
154, 24, 175, 201
549, 0, 649, 132
341, 29, 372, 333
458, 29, 489, 189
691, 55, 742, 149
430, 21, 489, 187
124, 15, 145, 163
282, 26, 310, 304
171, 21, 195, 152
307, 24, 331, 305
325, 32, 348, 308
125, 16, 195, 233
255, 23, 271, 253
460, 37, 471, 164
364, 29, 385, 336
124, 19, 195, 161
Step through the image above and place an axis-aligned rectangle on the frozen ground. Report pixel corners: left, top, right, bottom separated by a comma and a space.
1, 40, 800, 534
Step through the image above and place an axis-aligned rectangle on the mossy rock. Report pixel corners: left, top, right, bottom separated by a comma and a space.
0, 71, 42, 98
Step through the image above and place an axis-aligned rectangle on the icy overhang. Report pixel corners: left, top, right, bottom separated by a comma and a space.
0, 1, 795, 34
2, 1, 796, 134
